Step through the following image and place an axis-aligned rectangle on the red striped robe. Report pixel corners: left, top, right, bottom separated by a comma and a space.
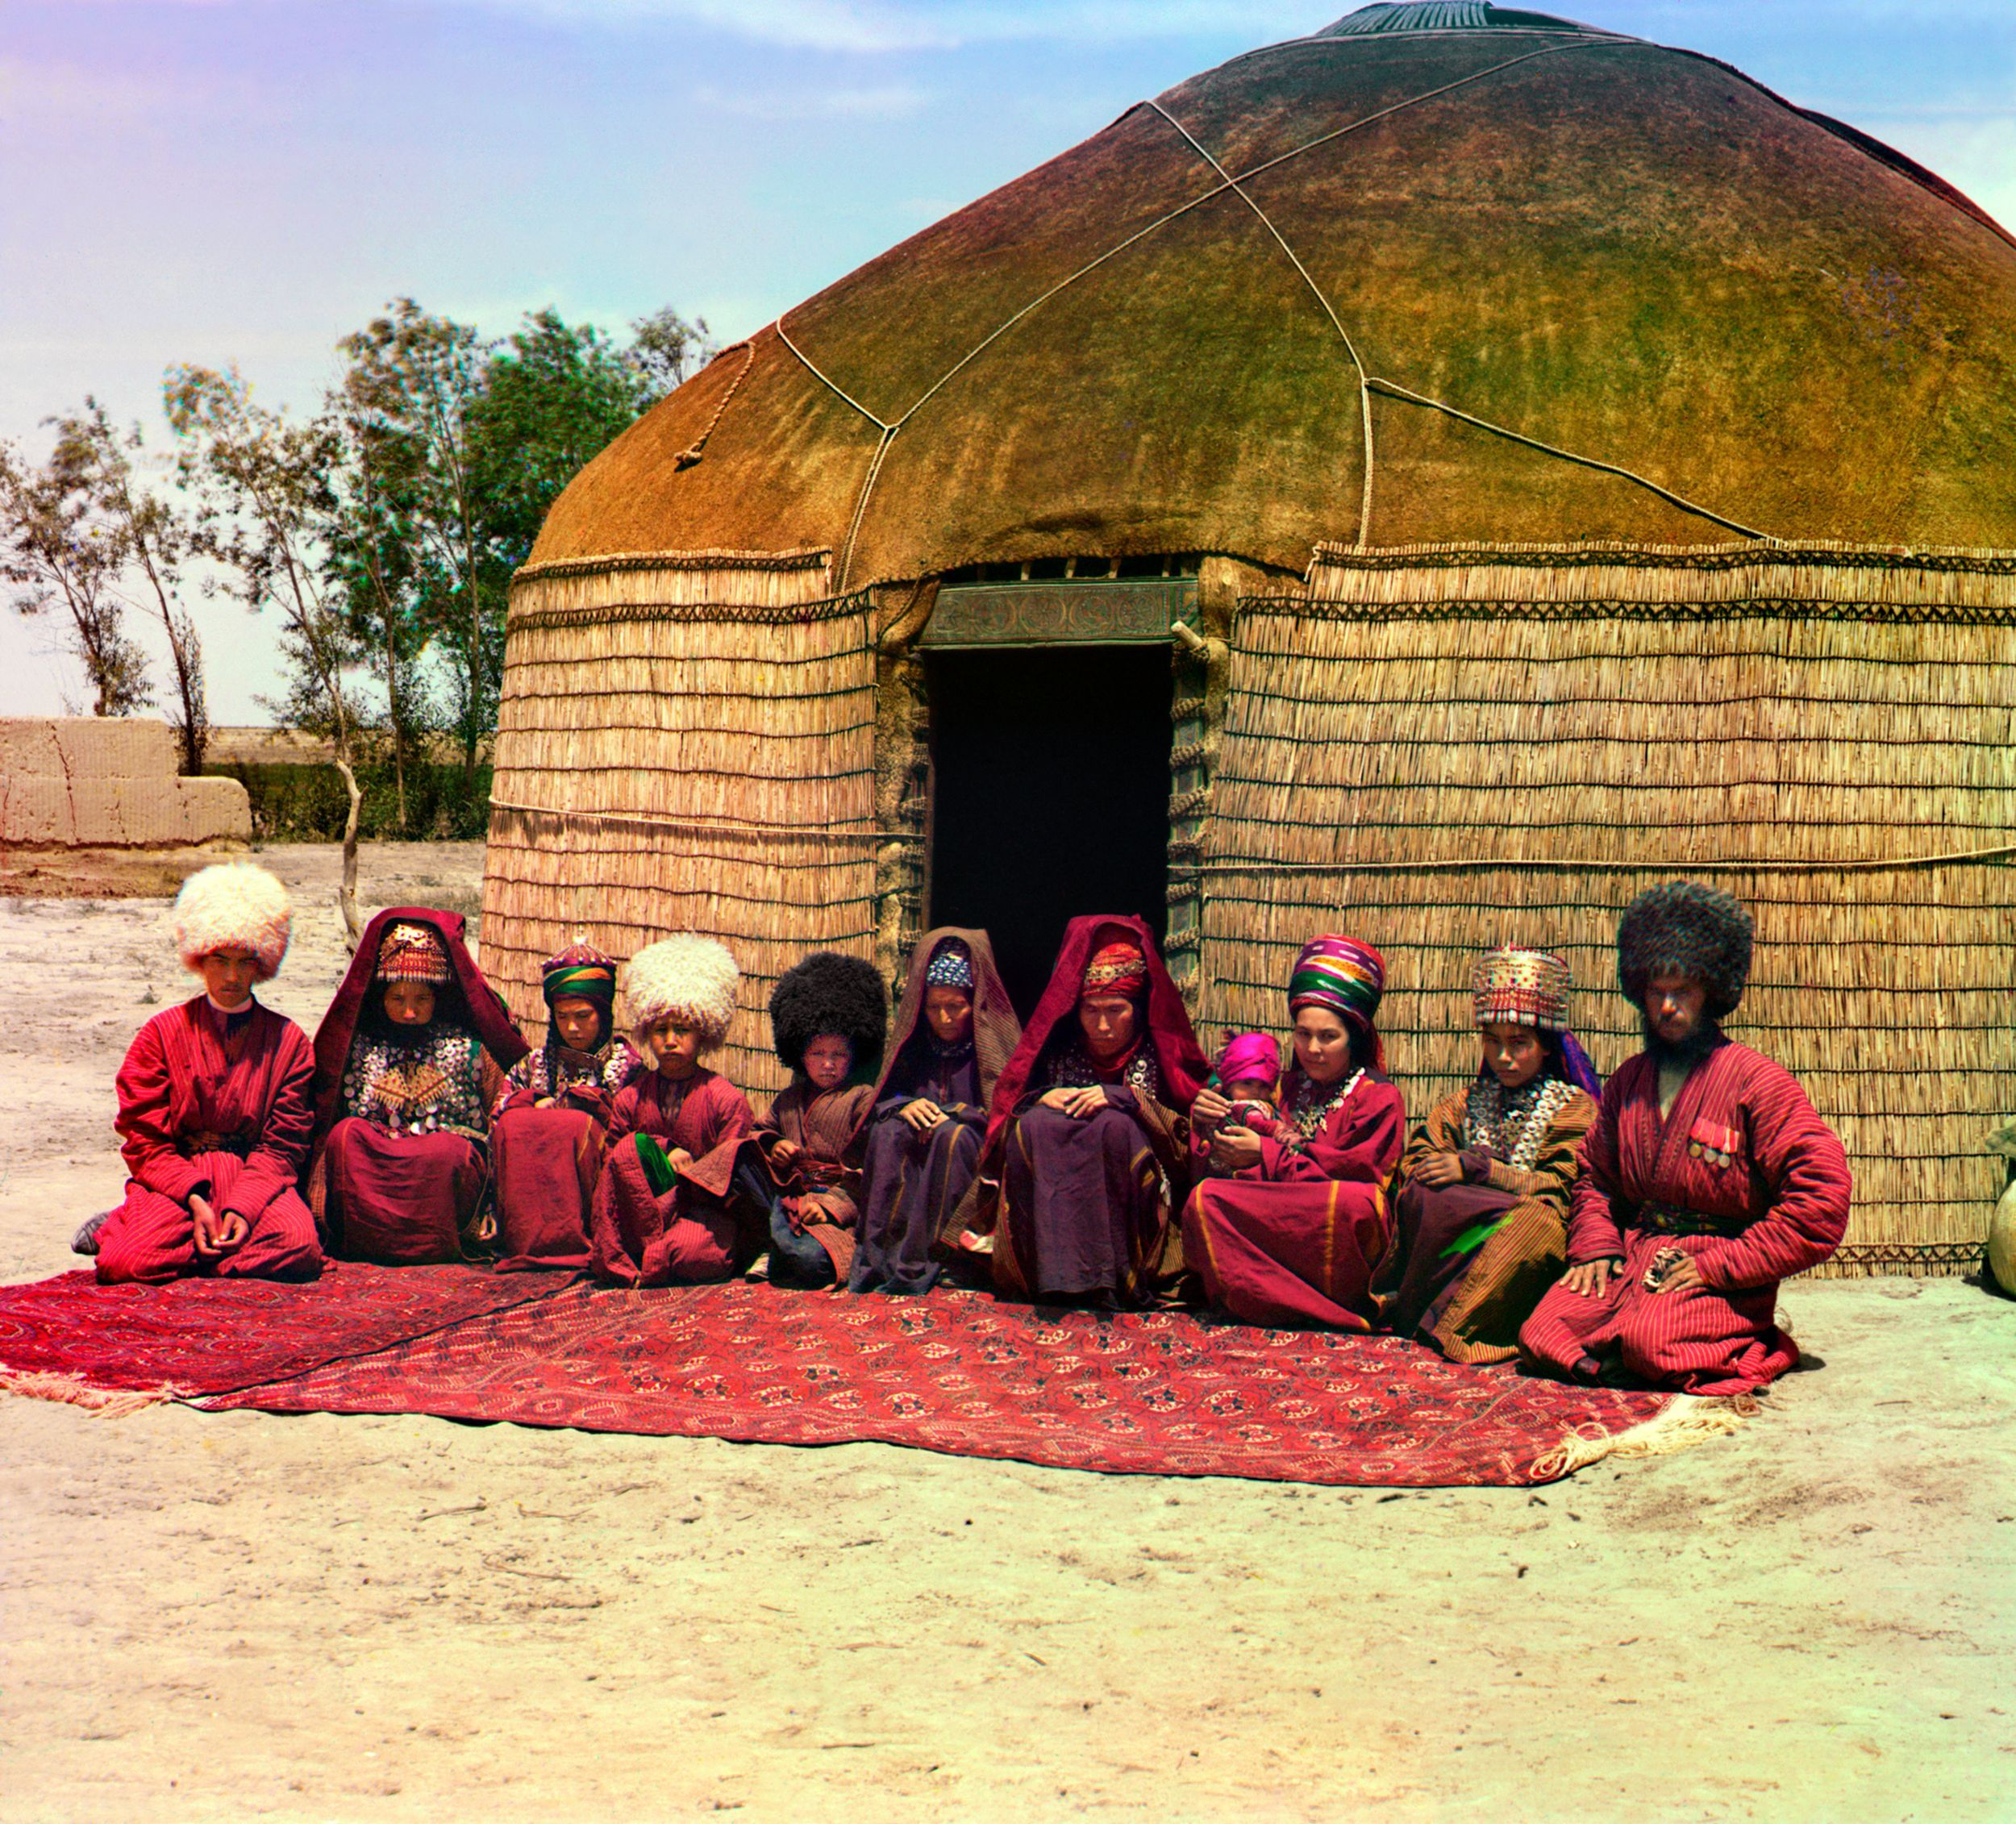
1519, 1039, 1851, 1394
98, 996, 322, 1284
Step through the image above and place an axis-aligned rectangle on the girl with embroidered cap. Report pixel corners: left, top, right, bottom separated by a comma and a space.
1375, 946, 1602, 1364
489, 937, 639, 1271
91, 862, 323, 1284
977, 915, 1208, 1308
590, 934, 761, 1285
1181, 935, 1406, 1329
852, 929, 1022, 1295
309, 908, 528, 1264
746, 951, 887, 1288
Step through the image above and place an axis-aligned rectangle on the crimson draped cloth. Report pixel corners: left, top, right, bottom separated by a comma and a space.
1518, 1038, 1851, 1395
307, 906, 527, 1265
97, 996, 323, 1285
590, 1068, 759, 1285
1181, 1065, 1406, 1329
489, 1039, 640, 1272
981, 915, 1207, 1307
855, 926, 1023, 1296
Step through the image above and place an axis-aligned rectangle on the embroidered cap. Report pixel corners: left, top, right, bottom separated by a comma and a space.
1472, 947, 1572, 1033
375, 921, 451, 985
923, 939, 975, 991
1081, 941, 1148, 1001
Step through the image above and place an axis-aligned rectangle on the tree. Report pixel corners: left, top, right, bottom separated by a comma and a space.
59, 402, 209, 773
337, 300, 494, 783
627, 306, 719, 406
165, 364, 369, 947
0, 430, 151, 718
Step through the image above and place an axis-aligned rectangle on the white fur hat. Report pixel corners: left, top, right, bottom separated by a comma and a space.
623, 934, 740, 1047
173, 862, 293, 981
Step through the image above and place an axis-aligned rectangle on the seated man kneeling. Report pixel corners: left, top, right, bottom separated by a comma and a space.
1519, 883, 1851, 1396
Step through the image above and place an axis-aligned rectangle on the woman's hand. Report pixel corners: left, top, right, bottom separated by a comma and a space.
1190, 1087, 1231, 1134
667, 1147, 698, 1173
1040, 1086, 1110, 1119
1412, 1151, 1464, 1189
1209, 1125, 1264, 1172
1561, 1258, 1622, 1299
900, 1099, 946, 1133
190, 1194, 248, 1258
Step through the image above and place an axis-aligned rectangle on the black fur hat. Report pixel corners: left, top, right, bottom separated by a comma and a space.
1616, 882, 1755, 1019
768, 951, 887, 1075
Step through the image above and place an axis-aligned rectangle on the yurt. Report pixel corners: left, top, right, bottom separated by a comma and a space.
482, 1, 2016, 1275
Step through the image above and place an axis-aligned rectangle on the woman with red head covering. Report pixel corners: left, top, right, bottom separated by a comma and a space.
976, 915, 1207, 1308
1181, 935, 1406, 1329
309, 907, 528, 1264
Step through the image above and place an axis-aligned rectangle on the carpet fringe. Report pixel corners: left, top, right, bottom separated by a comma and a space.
0, 1367, 169, 1418
1531, 1392, 1760, 1480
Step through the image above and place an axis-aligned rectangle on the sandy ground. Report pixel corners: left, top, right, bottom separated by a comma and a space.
2, 843, 2013, 1822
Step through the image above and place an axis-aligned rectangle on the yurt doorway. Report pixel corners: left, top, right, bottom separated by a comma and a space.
926, 645, 1170, 1014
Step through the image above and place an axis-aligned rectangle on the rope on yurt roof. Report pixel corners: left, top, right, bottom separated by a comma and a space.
1195, 839, 2016, 877
1146, 99, 1377, 550
1364, 379, 1770, 539
672, 339, 756, 469
774, 37, 1637, 584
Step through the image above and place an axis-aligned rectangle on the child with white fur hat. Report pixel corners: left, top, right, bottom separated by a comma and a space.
589, 935, 764, 1285
90, 862, 324, 1283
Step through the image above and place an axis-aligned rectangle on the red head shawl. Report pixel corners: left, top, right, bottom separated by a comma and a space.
982, 915, 1209, 1163
311, 906, 529, 1132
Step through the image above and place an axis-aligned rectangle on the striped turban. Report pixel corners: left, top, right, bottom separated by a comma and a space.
1081, 941, 1148, 1001
543, 939, 619, 1009
1288, 935, 1385, 1026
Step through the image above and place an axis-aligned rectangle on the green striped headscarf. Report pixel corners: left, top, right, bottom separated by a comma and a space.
1288, 935, 1385, 1027
542, 939, 618, 1009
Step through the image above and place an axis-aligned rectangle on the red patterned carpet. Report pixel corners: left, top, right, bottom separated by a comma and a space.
200, 1280, 1702, 1486
0, 1264, 557, 1409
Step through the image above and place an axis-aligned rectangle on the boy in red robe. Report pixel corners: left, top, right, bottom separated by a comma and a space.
1519, 882, 1851, 1395
591, 935, 760, 1285
94, 862, 323, 1285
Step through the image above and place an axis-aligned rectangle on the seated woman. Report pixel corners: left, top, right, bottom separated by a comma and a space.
851, 930, 1020, 1296
489, 939, 639, 1271
1181, 935, 1406, 1330
310, 910, 528, 1264
94, 863, 322, 1285
590, 935, 760, 1286
1375, 947, 1602, 1364
752, 952, 886, 1288
981, 915, 1207, 1308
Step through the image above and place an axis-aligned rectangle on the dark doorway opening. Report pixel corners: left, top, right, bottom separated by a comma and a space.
926, 644, 1170, 1017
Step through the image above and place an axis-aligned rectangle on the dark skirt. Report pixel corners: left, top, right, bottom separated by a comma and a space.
850, 1113, 981, 1295
996, 1103, 1168, 1305
323, 1116, 485, 1264
491, 1104, 603, 1272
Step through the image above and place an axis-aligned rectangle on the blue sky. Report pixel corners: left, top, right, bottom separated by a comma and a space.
2, 0, 2012, 719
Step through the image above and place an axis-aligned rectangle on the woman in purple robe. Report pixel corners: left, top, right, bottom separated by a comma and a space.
851, 928, 1021, 1295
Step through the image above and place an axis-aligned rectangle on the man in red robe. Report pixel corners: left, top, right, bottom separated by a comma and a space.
1519, 882, 1851, 1395
95, 862, 323, 1285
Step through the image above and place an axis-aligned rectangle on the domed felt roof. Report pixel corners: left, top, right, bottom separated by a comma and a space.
531, 4, 2016, 585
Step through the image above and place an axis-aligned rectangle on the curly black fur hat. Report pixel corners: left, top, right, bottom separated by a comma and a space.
1617, 882, 1755, 1019
768, 951, 887, 1074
